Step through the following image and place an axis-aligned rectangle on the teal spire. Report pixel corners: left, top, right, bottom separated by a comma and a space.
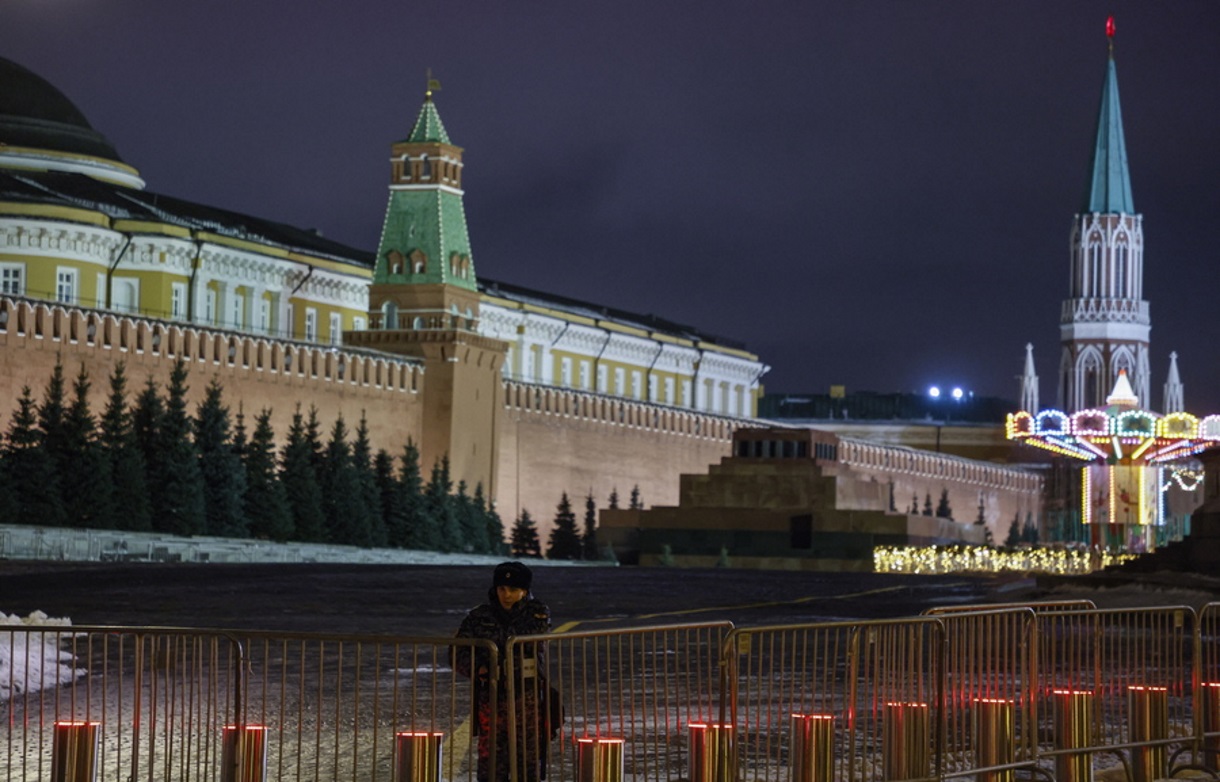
1081, 54, 1134, 214
403, 94, 451, 145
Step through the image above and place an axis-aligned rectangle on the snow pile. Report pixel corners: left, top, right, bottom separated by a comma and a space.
0, 611, 84, 702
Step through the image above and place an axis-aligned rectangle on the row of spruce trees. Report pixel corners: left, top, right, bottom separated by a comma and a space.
0, 359, 641, 560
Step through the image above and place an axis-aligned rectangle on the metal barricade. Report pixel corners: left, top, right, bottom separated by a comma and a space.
506, 622, 732, 782
1198, 602, 1220, 768
0, 625, 495, 782
921, 608, 1037, 782
723, 617, 943, 782
1035, 606, 1197, 779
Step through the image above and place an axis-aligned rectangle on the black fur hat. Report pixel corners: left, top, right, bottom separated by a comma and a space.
492, 561, 533, 591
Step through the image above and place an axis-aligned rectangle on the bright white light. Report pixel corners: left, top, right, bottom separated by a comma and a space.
952, 387, 964, 400
928, 386, 941, 398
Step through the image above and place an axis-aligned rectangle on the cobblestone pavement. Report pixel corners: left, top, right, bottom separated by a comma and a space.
0, 561, 1042, 635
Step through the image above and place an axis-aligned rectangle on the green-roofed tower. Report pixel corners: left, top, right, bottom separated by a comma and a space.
1058, 18, 1150, 413
352, 83, 507, 502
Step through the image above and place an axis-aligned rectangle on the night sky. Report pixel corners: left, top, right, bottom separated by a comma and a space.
4, 2, 1218, 411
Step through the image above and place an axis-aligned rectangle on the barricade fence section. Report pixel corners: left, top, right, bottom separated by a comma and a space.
1200, 602, 1220, 768
0, 626, 496, 782
1035, 606, 1196, 780
506, 622, 733, 782
4, 605, 1220, 782
724, 618, 945, 782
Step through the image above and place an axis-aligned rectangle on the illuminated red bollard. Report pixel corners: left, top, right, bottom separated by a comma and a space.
394, 731, 444, 782
883, 702, 929, 781
974, 699, 1015, 782
1053, 690, 1094, 782
221, 725, 268, 782
1203, 683, 1220, 759
577, 737, 624, 782
51, 721, 99, 782
688, 723, 734, 782
1127, 686, 1168, 782
790, 714, 834, 782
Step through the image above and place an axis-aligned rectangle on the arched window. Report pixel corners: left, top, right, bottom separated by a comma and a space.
381, 300, 398, 329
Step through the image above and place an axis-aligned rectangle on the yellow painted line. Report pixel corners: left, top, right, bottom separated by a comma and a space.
552, 583, 964, 634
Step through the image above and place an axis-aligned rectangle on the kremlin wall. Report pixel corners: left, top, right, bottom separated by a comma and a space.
0, 36, 1205, 567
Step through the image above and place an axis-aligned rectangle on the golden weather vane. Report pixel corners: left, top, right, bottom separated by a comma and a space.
425, 68, 442, 100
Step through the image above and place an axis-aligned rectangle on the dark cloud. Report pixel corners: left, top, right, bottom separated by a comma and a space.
3, 0, 1218, 410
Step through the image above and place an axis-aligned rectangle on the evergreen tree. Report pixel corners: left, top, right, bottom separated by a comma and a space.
474, 483, 504, 554
922, 493, 934, 517
546, 492, 583, 560
975, 497, 986, 525
281, 405, 326, 542
244, 409, 293, 541
99, 363, 151, 532
1004, 514, 1022, 548
131, 376, 164, 472
195, 378, 248, 538
935, 489, 953, 520
153, 360, 206, 536
510, 509, 542, 558
911, 494, 919, 515
888, 482, 897, 512
36, 361, 69, 476
425, 456, 458, 552
2, 386, 66, 526
453, 479, 487, 553
1021, 514, 1040, 545
232, 404, 248, 462
320, 415, 374, 546
629, 485, 642, 510
581, 491, 598, 560
398, 440, 432, 549
608, 487, 620, 510
62, 364, 114, 528
374, 449, 404, 546
352, 414, 387, 547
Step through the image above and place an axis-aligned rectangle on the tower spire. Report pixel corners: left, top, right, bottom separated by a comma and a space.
1020, 343, 1039, 413
1058, 19, 1149, 412
1163, 351, 1184, 413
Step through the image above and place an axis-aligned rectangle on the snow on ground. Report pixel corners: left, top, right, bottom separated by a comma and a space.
0, 611, 83, 702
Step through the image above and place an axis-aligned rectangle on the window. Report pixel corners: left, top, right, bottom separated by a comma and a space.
171, 283, 187, 319
579, 361, 590, 390
329, 312, 342, 346
560, 357, 573, 387
631, 371, 642, 400
304, 308, 318, 342
353, 316, 366, 331
205, 290, 217, 324
0, 264, 24, 296
597, 365, 607, 393
96, 273, 106, 307
285, 304, 295, 339
614, 368, 625, 396
665, 377, 675, 405
55, 268, 77, 305
259, 299, 271, 332
230, 291, 244, 329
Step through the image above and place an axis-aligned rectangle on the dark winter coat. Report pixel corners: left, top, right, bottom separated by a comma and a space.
454, 588, 551, 685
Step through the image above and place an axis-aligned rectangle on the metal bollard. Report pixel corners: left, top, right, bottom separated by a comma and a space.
51, 721, 99, 782
394, 732, 444, 782
1203, 683, 1220, 760
1128, 686, 1168, 782
974, 699, 1015, 782
688, 723, 734, 782
577, 737, 624, 782
883, 702, 929, 781
790, 714, 834, 782
1053, 690, 1094, 782
221, 725, 268, 782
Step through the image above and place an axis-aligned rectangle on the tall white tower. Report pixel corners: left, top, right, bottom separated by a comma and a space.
1058, 19, 1150, 412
